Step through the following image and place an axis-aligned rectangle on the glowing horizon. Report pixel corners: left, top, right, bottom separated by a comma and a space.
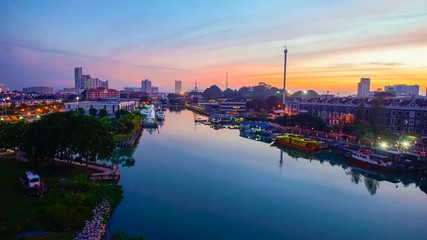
1, 0, 426, 96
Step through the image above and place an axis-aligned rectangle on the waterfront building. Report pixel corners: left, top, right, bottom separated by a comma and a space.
141, 79, 152, 94
357, 78, 371, 98
124, 87, 142, 92
63, 100, 137, 115
175, 80, 182, 94
86, 88, 120, 100
23, 87, 54, 94
220, 99, 247, 114
384, 84, 419, 98
74, 67, 83, 89
297, 97, 427, 137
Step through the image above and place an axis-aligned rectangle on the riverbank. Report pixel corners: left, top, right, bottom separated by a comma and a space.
0, 156, 122, 239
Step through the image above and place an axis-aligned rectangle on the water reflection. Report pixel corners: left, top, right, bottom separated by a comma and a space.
104, 147, 136, 167
243, 132, 426, 196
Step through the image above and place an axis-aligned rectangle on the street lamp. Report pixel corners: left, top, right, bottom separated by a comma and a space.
76, 97, 79, 112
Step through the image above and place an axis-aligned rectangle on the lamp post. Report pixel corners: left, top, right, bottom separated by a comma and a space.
76, 96, 79, 112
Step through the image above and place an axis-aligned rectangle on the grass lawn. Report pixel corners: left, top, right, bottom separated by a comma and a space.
0, 155, 121, 239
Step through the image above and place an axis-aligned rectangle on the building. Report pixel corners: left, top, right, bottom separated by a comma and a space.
220, 99, 247, 114
74, 67, 83, 89
86, 88, 120, 100
23, 87, 54, 94
63, 100, 137, 115
384, 84, 419, 98
357, 78, 370, 98
175, 80, 182, 94
141, 79, 152, 94
99, 80, 109, 89
124, 87, 142, 92
0, 84, 9, 92
296, 97, 427, 138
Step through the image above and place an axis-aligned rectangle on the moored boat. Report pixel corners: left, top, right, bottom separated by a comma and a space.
156, 111, 165, 121
343, 149, 399, 172
274, 134, 326, 152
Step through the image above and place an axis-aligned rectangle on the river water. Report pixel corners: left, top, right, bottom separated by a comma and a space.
107, 109, 426, 240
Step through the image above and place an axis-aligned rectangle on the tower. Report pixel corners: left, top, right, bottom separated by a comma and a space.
226, 72, 229, 90
74, 67, 83, 89
283, 46, 288, 105
175, 80, 182, 94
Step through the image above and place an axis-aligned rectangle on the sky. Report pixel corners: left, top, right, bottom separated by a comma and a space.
1, 0, 426, 95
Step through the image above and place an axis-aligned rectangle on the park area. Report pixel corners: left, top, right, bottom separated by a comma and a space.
0, 154, 122, 239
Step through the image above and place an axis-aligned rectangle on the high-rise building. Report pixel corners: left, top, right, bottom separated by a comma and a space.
0, 84, 8, 92
384, 84, 419, 98
74, 67, 83, 88
175, 80, 182, 94
357, 78, 370, 98
141, 79, 152, 94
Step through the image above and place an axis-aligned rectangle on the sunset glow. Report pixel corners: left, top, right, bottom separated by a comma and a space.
1, 0, 426, 95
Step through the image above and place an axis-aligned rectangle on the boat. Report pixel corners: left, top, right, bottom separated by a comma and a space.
343, 149, 399, 172
274, 134, 326, 152
156, 111, 165, 121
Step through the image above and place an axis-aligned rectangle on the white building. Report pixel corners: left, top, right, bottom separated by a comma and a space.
175, 80, 182, 94
385, 84, 419, 98
63, 100, 137, 115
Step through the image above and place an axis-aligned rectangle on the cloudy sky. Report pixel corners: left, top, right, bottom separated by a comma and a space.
1, 0, 426, 95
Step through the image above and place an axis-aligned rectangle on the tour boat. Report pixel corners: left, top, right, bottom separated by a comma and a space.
343, 149, 399, 172
274, 134, 326, 152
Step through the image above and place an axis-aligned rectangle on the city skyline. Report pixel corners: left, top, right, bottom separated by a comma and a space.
1, 0, 426, 95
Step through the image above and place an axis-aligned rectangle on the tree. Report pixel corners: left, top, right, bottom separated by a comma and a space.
77, 107, 85, 115
368, 96, 385, 135
115, 109, 129, 119
265, 95, 281, 109
252, 84, 270, 99
99, 108, 108, 118
0, 120, 29, 150
202, 85, 223, 100
89, 108, 98, 116
238, 86, 252, 98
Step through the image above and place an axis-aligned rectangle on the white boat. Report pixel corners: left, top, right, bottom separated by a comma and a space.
156, 111, 165, 121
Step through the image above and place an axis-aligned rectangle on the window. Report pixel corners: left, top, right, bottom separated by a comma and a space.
397, 126, 401, 131
390, 126, 395, 131
409, 111, 415, 118
416, 111, 421, 118
409, 119, 414, 126
390, 118, 395, 124
391, 110, 396, 116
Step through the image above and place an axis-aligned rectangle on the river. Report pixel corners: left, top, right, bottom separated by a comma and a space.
107, 109, 426, 240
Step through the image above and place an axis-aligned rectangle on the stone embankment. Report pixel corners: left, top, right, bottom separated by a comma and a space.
73, 199, 110, 240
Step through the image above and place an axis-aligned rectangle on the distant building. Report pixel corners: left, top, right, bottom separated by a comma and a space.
152, 86, 159, 94
124, 87, 142, 92
23, 86, 54, 94
86, 88, 120, 100
175, 80, 182, 94
384, 84, 419, 98
63, 100, 137, 115
99, 80, 108, 89
357, 78, 370, 98
0, 84, 9, 92
74, 67, 83, 88
141, 79, 152, 94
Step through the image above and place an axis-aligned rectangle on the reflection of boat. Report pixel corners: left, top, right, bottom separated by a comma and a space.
240, 132, 273, 143
273, 143, 316, 160
274, 134, 326, 152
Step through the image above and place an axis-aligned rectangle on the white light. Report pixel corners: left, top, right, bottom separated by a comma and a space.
401, 141, 410, 148
379, 142, 388, 149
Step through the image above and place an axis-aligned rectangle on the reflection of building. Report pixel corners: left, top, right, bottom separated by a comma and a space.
384, 84, 419, 98
86, 88, 120, 100
357, 78, 370, 98
297, 97, 427, 137
175, 80, 182, 94
23, 86, 54, 94
63, 100, 137, 115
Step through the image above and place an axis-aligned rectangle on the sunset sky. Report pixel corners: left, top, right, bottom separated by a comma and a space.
1, 0, 426, 95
